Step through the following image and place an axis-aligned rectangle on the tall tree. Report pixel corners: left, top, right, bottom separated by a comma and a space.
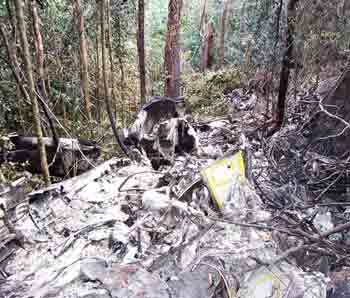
74, 0, 92, 122
106, 0, 118, 116
14, 0, 50, 185
2, 21, 61, 161
164, 0, 183, 98
219, 0, 230, 68
273, 0, 299, 133
199, 0, 214, 72
137, 0, 147, 104
30, 0, 47, 100
99, 0, 128, 156
30, 2, 59, 140
200, 21, 215, 71
239, 1, 246, 37
115, 16, 127, 124
31, 1, 70, 176
199, 0, 208, 32
95, 6, 103, 122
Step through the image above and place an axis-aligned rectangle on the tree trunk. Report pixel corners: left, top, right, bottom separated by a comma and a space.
199, 0, 212, 72
116, 17, 126, 125
99, 0, 128, 156
96, 6, 103, 122
273, 0, 299, 133
239, 1, 246, 36
200, 22, 214, 71
6, 0, 17, 40
31, 3, 70, 176
137, 0, 147, 105
30, 0, 48, 100
2, 23, 60, 155
31, 0, 57, 140
74, 0, 92, 122
106, 0, 118, 117
199, 0, 208, 33
13, 0, 50, 185
164, 0, 183, 98
273, 0, 283, 50
219, 0, 230, 68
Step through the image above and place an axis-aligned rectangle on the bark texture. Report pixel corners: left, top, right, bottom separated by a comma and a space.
106, 0, 118, 116
30, 1, 59, 145
200, 22, 214, 71
219, 0, 230, 68
199, 0, 208, 32
137, 0, 147, 104
199, 0, 214, 72
74, 0, 92, 122
96, 6, 103, 122
274, 0, 299, 132
31, 0, 47, 99
164, 0, 183, 98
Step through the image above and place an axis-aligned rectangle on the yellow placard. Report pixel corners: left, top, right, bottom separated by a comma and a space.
201, 151, 246, 210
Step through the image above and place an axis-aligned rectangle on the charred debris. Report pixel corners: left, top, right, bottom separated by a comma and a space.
1, 75, 350, 298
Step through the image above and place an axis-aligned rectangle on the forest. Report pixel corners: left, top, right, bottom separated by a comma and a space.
0, 0, 350, 297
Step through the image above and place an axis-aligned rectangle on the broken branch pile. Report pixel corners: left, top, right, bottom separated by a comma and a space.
254, 63, 350, 274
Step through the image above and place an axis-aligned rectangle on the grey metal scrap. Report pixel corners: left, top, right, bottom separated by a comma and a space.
119, 96, 198, 169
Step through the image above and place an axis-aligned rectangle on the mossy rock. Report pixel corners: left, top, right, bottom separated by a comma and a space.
183, 69, 241, 117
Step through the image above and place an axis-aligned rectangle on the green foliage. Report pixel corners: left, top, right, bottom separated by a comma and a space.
0, 0, 349, 158
183, 69, 241, 117
146, 0, 168, 87
0, 0, 7, 17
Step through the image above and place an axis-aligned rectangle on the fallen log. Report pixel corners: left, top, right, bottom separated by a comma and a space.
0, 136, 101, 178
